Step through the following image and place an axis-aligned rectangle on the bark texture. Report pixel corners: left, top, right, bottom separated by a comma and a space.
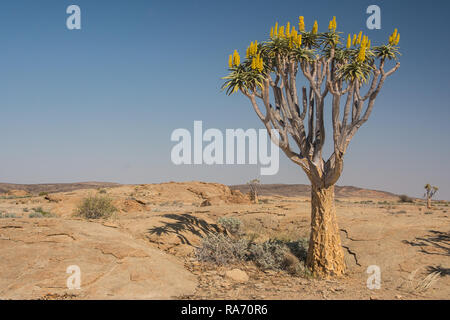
307, 184, 346, 277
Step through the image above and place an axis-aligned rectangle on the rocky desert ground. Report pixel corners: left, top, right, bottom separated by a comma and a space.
0, 181, 448, 300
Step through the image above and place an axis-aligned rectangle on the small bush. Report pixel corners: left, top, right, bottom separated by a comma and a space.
172, 200, 184, 207
248, 240, 287, 270
97, 189, 107, 194
248, 239, 309, 275
39, 192, 49, 197
196, 234, 248, 265
399, 195, 414, 203
30, 207, 56, 218
0, 212, 19, 218
285, 238, 309, 262
76, 196, 117, 219
196, 232, 310, 276
218, 217, 242, 235
29, 212, 44, 218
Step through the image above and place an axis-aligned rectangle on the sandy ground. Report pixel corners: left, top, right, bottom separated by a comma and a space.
0, 182, 448, 300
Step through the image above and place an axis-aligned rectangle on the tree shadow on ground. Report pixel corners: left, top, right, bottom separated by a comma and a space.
147, 213, 223, 246
427, 265, 450, 277
403, 230, 449, 257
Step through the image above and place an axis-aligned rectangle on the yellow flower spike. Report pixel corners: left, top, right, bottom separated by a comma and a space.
395, 33, 400, 45
332, 16, 337, 30
270, 27, 274, 38
286, 22, 290, 37
299, 16, 305, 32
328, 21, 333, 31
233, 50, 240, 66
291, 30, 298, 43
228, 54, 233, 68
246, 46, 249, 59
251, 42, 255, 55
352, 34, 357, 46
274, 22, 278, 37
393, 28, 398, 39
297, 34, 302, 47
279, 26, 285, 38
368, 39, 371, 49
357, 31, 362, 44
347, 34, 351, 48
357, 45, 366, 62
312, 20, 318, 34
259, 57, 264, 72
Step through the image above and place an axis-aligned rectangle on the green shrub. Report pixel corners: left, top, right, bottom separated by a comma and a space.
76, 196, 117, 219
29, 212, 44, 218
195, 234, 248, 265
39, 192, 49, 197
0, 212, 19, 218
97, 189, 107, 194
218, 217, 242, 235
196, 233, 310, 276
30, 207, 56, 218
249, 238, 309, 275
248, 240, 287, 270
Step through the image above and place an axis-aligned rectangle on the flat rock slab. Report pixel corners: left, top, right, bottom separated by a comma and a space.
0, 219, 197, 299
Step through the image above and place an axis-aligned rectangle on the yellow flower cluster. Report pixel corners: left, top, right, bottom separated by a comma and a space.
357, 34, 370, 62
228, 50, 240, 68
269, 21, 302, 48
328, 16, 337, 32
298, 16, 305, 32
290, 30, 302, 48
350, 31, 364, 46
312, 20, 318, 34
246, 40, 258, 58
251, 53, 264, 72
389, 29, 400, 45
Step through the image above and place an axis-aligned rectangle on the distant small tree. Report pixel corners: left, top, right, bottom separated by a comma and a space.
424, 184, 438, 209
247, 178, 260, 204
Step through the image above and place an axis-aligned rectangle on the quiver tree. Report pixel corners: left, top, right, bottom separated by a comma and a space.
424, 184, 438, 209
222, 16, 401, 277
247, 178, 261, 203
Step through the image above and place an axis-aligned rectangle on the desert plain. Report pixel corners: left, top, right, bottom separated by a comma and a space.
0, 181, 448, 300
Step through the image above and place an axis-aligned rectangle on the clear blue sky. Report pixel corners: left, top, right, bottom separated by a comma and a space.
1, 0, 449, 199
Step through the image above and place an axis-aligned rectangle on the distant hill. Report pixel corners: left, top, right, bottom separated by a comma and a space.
0, 182, 121, 195
230, 184, 399, 199
0, 181, 399, 200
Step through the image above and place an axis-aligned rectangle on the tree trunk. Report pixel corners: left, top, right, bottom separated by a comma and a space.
306, 183, 346, 277
427, 198, 432, 209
